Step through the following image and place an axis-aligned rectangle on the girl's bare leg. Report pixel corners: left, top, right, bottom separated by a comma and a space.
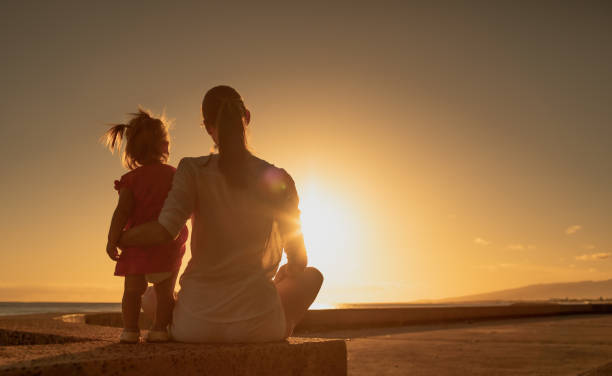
274, 267, 323, 337
122, 275, 147, 331
152, 271, 179, 331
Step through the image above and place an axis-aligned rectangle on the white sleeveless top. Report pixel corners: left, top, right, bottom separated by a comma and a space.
158, 154, 304, 326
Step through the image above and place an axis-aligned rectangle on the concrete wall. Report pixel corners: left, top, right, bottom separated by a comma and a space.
295, 304, 612, 331
73, 303, 612, 333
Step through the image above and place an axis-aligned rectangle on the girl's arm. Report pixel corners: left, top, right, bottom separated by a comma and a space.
106, 188, 134, 261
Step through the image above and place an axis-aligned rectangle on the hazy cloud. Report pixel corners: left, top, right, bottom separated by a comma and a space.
477, 263, 517, 272
507, 244, 536, 251
474, 237, 491, 246
477, 262, 605, 278
582, 244, 596, 250
575, 252, 611, 261
565, 225, 582, 235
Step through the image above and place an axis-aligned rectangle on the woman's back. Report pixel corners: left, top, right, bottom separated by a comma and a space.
159, 154, 295, 325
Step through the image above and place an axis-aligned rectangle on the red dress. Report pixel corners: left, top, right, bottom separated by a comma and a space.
113, 163, 188, 276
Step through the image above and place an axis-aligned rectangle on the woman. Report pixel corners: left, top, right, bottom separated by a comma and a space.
118, 85, 323, 342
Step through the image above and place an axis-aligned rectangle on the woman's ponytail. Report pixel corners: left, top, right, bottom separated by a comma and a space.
202, 85, 250, 188
217, 98, 248, 187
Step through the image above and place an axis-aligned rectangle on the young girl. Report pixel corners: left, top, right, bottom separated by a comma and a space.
103, 108, 188, 343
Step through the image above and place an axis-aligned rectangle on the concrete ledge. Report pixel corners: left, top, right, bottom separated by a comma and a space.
0, 339, 346, 376
4, 304, 609, 375
295, 303, 612, 331
0, 315, 347, 376
0, 328, 88, 346
55, 303, 612, 334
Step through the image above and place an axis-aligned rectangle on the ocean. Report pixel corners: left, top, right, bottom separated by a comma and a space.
0, 301, 517, 317
0, 302, 122, 317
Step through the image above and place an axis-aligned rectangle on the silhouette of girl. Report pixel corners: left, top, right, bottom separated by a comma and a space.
103, 109, 188, 343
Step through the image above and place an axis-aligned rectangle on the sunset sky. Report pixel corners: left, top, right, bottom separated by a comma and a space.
1, 1, 611, 304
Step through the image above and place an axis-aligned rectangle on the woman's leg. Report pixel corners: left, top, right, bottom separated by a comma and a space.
274, 267, 323, 337
122, 275, 147, 331
151, 272, 179, 331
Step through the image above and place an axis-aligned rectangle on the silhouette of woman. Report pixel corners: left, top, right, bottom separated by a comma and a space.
119, 85, 323, 342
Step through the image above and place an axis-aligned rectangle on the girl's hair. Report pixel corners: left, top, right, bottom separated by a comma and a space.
202, 85, 249, 188
102, 108, 169, 170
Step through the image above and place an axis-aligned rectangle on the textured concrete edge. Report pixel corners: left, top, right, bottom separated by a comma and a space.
1, 339, 347, 376
0, 328, 91, 346
1, 314, 347, 376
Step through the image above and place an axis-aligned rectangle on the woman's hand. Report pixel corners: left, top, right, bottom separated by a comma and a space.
118, 221, 173, 248
274, 263, 306, 283
106, 241, 120, 261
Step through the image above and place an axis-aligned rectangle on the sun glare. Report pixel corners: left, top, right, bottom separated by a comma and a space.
298, 182, 360, 284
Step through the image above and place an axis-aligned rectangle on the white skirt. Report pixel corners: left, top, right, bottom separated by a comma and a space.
169, 299, 286, 343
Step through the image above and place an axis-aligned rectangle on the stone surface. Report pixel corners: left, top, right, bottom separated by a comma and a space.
0, 314, 347, 376
4, 308, 612, 375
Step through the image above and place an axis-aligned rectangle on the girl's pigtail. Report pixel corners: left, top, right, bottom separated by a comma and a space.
103, 123, 128, 153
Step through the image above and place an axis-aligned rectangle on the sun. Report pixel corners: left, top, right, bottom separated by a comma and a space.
297, 182, 359, 282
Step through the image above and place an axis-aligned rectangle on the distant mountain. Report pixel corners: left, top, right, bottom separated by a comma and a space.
437, 279, 612, 302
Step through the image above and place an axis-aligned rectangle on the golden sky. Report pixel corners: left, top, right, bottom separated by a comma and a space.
1, 1, 611, 303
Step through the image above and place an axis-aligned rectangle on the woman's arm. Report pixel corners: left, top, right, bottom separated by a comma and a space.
275, 170, 308, 280
106, 188, 134, 261
118, 220, 173, 248
119, 158, 196, 249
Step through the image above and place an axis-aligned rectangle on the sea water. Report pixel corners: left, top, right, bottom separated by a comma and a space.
0, 301, 516, 317
0, 302, 122, 316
